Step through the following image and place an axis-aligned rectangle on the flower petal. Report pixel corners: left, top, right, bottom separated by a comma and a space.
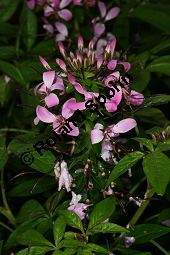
105, 7, 120, 21
98, 1, 107, 18
59, 0, 72, 9
91, 126, 104, 144
94, 22, 105, 37
118, 61, 131, 72
55, 22, 68, 36
36, 105, 56, 123
58, 9, 72, 21
113, 118, 137, 134
39, 56, 51, 70
45, 93, 59, 108
43, 71, 55, 89
107, 60, 117, 70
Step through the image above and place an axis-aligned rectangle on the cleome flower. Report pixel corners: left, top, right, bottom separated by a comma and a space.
91, 118, 137, 162
54, 160, 73, 192
67, 191, 91, 220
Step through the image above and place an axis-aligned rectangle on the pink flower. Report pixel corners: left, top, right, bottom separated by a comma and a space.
91, 118, 137, 144
35, 70, 65, 108
44, 0, 72, 21
73, 0, 96, 7
93, 1, 120, 38
68, 192, 90, 220
54, 160, 73, 192
124, 90, 144, 106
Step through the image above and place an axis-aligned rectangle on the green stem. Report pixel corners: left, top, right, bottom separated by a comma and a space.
0, 221, 13, 232
1, 169, 16, 226
129, 176, 146, 194
129, 188, 155, 227
150, 240, 170, 255
0, 128, 35, 133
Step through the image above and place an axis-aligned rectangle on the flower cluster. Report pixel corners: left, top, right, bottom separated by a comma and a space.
27, 0, 73, 41
34, 36, 144, 161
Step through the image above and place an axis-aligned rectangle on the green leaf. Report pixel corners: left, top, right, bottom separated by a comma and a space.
62, 239, 86, 248
16, 246, 53, 255
0, 60, 25, 85
132, 138, 154, 152
143, 95, 170, 107
106, 151, 144, 187
0, 0, 19, 21
0, 22, 18, 36
77, 249, 93, 255
89, 222, 129, 234
88, 197, 116, 229
86, 243, 108, 254
53, 216, 66, 247
58, 210, 84, 233
129, 6, 170, 32
143, 150, 170, 195
8, 176, 56, 197
17, 199, 46, 223
146, 56, 170, 76
130, 224, 170, 244
151, 39, 170, 53
134, 108, 169, 126
157, 139, 170, 151
0, 46, 23, 60
130, 71, 150, 92
19, 229, 54, 247
21, 7, 38, 50
30, 150, 56, 174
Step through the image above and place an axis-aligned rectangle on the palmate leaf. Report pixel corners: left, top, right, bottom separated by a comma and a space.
88, 197, 116, 230
143, 150, 170, 195
106, 151, 144, 187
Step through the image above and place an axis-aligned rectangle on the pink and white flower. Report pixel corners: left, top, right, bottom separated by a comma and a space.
54, 160, 73, 192
68, 192, 90, 220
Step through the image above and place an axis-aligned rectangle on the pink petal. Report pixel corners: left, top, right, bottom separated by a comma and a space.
112, 118, 137, 134
62, 98, 77, 119
56, 33, 66, 42
105, 100, 118, 112
51, 76, 64, 91
44, 6, 53, 17
67, 122, 80, 136
73, 0, 83, 5
72, 82, 87, 95
34, 116, 39, 125
55, 22, 68, 36
43, 24, 54, 35
110, 38, 116, 54
125, 90, 144, 106
56, 58, 67, 72
34, 83, 46, 95
58, 9, 72, 21
107, 60, 117, 70
94, 22, 105, 37
91, 124, 104, 144
45, 93, 59, 108
43, 71, 55, 89
118, 61, 131, 72
27, 0, 35, 9
78, 36, 84, 50
105, 7, 120, 21
36, 105, 56, 123
98, 1, 107, 18
39, 56, 51, 70
59, 0, 72, 9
